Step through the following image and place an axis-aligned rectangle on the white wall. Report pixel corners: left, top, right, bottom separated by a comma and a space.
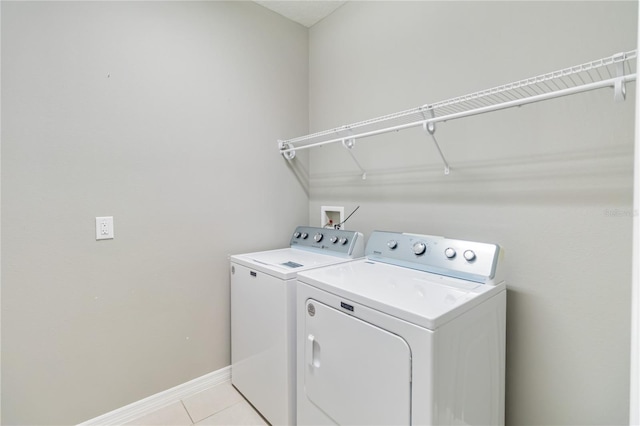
308, 1, 636, 424
1, 2, 308, 424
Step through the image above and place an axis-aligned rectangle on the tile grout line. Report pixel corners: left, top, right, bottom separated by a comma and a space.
198, 400, 247, 425
180, 399, 196, 425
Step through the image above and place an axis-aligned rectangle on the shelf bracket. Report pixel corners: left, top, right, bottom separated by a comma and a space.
342, 138, 367, 180
278, 140, 296, 160
421, 107, 450, 175
614, 52, 627, 103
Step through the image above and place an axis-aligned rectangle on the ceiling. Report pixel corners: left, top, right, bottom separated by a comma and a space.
254, 1, 347, 28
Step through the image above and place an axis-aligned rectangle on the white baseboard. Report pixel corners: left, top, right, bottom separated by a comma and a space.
78, 366, 231, 425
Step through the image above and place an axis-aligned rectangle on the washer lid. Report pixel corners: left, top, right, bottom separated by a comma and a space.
231, 248, 359, 280
296, 259, 505, 330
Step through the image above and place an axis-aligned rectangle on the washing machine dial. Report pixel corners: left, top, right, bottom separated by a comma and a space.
330, 236, 339, 244
293, 232, 301, 238
444, 247, 456, 258
387, 240, 398, 250
314, 233, 323, 242
463, 250, 476, 261
339, 237, 348, 245
413, 242, 427, 256
301, 232, 308, 239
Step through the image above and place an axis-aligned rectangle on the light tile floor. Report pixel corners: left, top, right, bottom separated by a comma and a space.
124, 381, 268, 426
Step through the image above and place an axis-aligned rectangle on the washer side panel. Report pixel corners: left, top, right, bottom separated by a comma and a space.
231, 262, 290, 425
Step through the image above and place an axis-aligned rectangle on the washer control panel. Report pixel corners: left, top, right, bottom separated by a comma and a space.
290, 226, 364, 258
366, 231, 501, 283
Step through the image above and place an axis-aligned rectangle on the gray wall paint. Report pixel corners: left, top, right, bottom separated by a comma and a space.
308, 1, 636, 425
2, 1, 637, 425
1, 2, 308, 424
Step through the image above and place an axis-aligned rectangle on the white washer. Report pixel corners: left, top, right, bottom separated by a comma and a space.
230, 226, 364, 425
296, 231, 506, 425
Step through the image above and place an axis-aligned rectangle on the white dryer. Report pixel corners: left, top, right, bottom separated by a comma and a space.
296, 231, 506, 425
230, 226, 364, 426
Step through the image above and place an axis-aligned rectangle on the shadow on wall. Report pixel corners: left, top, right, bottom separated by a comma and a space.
306, 142, 633, 205
285, 149, 310, 198
299, 77, 635, 207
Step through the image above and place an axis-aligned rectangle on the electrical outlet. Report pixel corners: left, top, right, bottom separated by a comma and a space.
320, 206, 344, 230
96, 216, 114, 240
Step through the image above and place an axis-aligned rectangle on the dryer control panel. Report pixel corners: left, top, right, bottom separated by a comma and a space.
366, 231, 501, 284
290, 226, 364, 258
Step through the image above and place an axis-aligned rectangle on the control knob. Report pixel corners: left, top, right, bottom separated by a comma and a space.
413, 242, 427, 256
314, 233, 323, 242
301, 232, 308, 239
330, 236, 339, 244
387, 240, 398, 250
444, 247, 456, 259
293, 232, 301, 238
463, 250, 476, 261
339, 237, 348, 245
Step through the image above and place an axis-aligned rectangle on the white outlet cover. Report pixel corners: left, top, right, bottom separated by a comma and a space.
96, 216, 114, 240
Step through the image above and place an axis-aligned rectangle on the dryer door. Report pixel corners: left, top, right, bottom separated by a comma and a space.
303, 298, 411, 425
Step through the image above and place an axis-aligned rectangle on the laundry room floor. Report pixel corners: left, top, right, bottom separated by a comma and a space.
124, 381, 267, 425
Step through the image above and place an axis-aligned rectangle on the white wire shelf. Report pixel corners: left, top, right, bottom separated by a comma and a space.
278, 50, 637, 176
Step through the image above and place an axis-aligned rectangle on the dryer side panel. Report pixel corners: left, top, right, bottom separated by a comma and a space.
434, 289, 507, 425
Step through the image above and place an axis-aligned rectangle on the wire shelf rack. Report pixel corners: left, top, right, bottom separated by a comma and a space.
278, 50, 637, 175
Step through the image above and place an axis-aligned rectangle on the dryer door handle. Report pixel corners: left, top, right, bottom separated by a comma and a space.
306, 334, 317, 368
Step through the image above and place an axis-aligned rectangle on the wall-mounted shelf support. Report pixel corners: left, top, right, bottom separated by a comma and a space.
342, 138, 367, 180
421, 106, 450, 175
424, 121, 450, 175
278, 140, 296, 160
279, 50, 637, 175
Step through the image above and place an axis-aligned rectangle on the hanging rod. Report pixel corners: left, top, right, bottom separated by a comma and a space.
279, 50, 637, 164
